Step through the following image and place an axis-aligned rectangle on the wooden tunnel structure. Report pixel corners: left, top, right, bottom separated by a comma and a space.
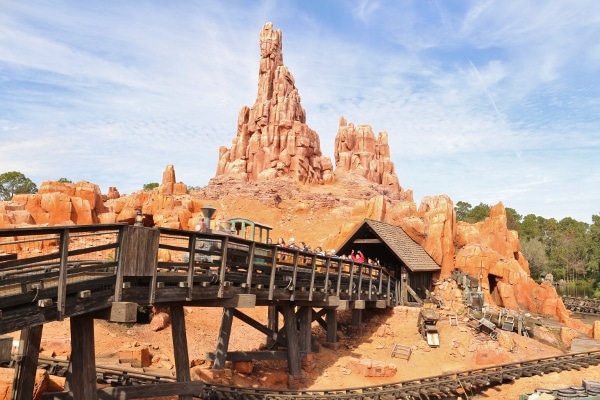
0, 223, 405, 399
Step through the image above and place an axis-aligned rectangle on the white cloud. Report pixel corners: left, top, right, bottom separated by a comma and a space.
0, 0, 598, 222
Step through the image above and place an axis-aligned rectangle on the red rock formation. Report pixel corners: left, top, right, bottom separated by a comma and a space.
334, 117, 400, 191
105, 187, 120, 200
216, 22, 333, 184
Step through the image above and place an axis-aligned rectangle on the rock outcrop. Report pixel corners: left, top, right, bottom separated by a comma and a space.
334, 117, 400, 192
215, 22, 333, 184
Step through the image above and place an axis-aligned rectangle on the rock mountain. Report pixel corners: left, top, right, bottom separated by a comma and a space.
0, 23, 593, 339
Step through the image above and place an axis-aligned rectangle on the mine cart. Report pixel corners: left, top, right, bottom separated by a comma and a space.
418, 304, 440, 347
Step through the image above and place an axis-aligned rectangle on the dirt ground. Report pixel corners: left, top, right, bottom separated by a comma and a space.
7, 303, 600, 400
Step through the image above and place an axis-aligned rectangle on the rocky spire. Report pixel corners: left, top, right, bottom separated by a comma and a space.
216, 22, 333, 184
334, 117, 400, 191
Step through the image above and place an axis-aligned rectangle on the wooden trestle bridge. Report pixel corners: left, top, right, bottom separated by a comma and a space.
0, 224, 400, 400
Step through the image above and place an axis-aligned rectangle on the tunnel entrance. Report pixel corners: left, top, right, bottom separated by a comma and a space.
488, 273, 504, 307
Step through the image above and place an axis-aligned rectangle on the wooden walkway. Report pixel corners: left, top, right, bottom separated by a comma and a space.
0, 224, 401, 399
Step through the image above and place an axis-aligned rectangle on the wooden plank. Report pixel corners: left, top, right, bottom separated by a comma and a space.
268, 248, 278, 301
0, 291, 114, 335
69, 315, 97, 400
11, 325, 43, 400
170, 305, 192, 400
0, 253, 17, 262
56, 229, 70, 321
217, 237, 229, 298
99, 381, 204, 398
120, 226, 160, 276
245, 242, 256, 293
178, 294, 256, 308
295, 296, 340, 308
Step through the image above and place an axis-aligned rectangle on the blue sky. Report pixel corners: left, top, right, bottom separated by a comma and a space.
1, 1, 599, 223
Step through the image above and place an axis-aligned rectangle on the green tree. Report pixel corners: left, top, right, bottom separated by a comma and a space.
455, 201, 472, 222
520, 238, 548, 280
587, 215, 600, 281
548, 218, 589, 283
0, 171, 38, 200
520, 214, 544, 241
505, 207, 522, 231
143, 182, 159, 191
467, 202, 491, 223
58, 178, 72, 183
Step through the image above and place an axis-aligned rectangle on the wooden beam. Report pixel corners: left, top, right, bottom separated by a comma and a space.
56, 229, 69, 321
298, 307, 312, 354
69, 315, 97, 400
213, 308, 234, 370
232, 309, 275, 339
266, 306, 279, 349
97, 381, 205, 398
353, 238, 382, 244
295, 296, 340, 308
283, 305, 301, 376
351, 300, 366, 309
172, 294, 256, 308
11, 325, 43, 400
326, 309, 338, 343
43, 381, 206, 400
351, 309, 362, 328
170, 305, 192, 400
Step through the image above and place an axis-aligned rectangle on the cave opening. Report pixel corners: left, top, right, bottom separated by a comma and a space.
488, 273, 504, 307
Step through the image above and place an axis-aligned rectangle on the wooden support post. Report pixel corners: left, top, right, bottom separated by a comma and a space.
170, 305, 192, 400
69, 315, 97, 400
11, 325, 43, 400
282, 305, 302, 377
266, 306, 279, 349
351, 309, 362, 334
56, 229, 69, 320
213, 308, 234, 370
298, 307, 312, 354
326, 309, 338, 344
401, 267, 408, 305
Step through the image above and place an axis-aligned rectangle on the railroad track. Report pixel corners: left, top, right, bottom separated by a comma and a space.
563, 296, 600, 314
35, 350, 600, 399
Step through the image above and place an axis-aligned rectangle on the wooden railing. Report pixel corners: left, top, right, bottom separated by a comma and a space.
156, 227, 399, 305
1, 224, 399, 335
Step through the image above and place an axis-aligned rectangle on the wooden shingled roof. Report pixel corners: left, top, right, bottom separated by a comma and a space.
341, 219, 441, 272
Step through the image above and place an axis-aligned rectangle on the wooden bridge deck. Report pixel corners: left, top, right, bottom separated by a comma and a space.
0, 224, 402, 399
0, 224, 399, 335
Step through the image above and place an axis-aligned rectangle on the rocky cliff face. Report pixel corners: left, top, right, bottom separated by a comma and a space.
334, 117, 400, 191
216, 22, 333, 184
